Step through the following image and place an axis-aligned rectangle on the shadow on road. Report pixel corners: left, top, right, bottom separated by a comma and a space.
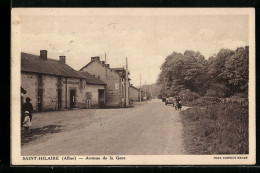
21, 125, 63, 146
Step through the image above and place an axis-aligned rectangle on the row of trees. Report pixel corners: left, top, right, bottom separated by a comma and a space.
157, 46, 249, 98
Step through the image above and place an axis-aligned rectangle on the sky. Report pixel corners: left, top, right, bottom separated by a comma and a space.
21, 11, 249, 86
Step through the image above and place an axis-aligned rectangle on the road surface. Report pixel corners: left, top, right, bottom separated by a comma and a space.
21, 99, 186, 155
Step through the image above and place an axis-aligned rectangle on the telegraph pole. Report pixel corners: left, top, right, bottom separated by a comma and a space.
148, 85, 150, 99
104, 52, 107, 78
139, 74, 142, 102
145, 81, 147, 100
125, 58, 129, 106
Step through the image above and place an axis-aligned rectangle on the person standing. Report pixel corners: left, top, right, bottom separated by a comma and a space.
176, 96, 181, 104
173, 97, 178, 111
22, 97, 33, 122
23, 111, 32, 132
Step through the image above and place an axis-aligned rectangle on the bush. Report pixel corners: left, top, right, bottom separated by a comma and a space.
179, 89, 200, 102
205, 83, 228, 98
180, 102, 248, 154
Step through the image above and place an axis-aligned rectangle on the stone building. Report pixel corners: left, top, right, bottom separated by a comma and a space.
79, 56, 130, 107
129, 85, 140, 102
21, 50, 106, 112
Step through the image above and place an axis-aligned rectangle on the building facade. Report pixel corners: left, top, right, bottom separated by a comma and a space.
129, 85, 140, 102
21, 51, 106, 112
80, 57, 130, 107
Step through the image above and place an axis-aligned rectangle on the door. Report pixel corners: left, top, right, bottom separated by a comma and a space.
70, 89, 76, 108
85, 92, 92, 109
98, 89, 105, 108
38, 89, 43, 112
58, 89, 62, 109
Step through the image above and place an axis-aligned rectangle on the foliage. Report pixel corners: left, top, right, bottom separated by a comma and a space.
181, 102, 248, 154
157, 50, 208, 96
178, 89, 200, 102
158, 46, 249, 98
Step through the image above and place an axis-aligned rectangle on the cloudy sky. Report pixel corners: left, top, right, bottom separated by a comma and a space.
21, 10, 248, 86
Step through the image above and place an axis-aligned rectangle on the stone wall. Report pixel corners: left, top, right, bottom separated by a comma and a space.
78, 83, 105, 108
42, 75, 58, 111
64, 78, 80, 109
21, 72, 106, 111
21, 72, 38, 111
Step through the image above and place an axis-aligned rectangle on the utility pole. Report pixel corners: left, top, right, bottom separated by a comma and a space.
139, 74, 142, 102
125, 58, 129, 106
148, 85, 150, 99
104, 52, 107, 78
145, 81, 147, 100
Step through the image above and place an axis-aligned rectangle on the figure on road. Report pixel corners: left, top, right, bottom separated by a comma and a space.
22, 97, 33, 123
177, 101, 182, 111
173, 97, 178, 111
23, 111, 32, 132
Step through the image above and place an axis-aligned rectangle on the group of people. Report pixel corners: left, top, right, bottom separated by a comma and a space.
173, 96, 182, 111
21, 97, 33, 132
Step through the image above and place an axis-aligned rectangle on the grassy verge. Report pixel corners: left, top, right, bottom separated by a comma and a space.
180, 102, 248, 154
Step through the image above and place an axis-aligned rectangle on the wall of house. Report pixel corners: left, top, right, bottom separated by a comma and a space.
21, 72, 38, 111
21, 71, 106, 111
42, 74, 58, 111
81, 61, 123, 107
63, 77, 80, 109
78, 83, 105, 107
129, 87, 139, 102
120, 78, 125, 106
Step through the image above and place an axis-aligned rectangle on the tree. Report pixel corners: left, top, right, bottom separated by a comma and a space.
223, 46, 249, 94
158, 50, 207, 96
157, 46, 249, 98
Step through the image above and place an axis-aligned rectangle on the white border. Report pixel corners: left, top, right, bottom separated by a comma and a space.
11, 8, 255, 165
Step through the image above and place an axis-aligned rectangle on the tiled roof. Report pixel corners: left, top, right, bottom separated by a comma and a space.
79, 60, 122, 77
111, 67, 130, 76
77, 71, 106, 85
21, 52, 106, 85
79, 60, 130, 78
111, 68, 124, 71
130, 85, 140, 91
21, 52, 83, 78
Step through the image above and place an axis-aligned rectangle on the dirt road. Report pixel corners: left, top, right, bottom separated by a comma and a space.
22, 99, 186, 155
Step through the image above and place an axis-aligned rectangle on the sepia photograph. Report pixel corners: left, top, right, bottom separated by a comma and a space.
11, 8, 255, 165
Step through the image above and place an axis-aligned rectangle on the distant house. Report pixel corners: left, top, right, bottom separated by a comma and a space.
79, 56, 130, 107
21, 50, 106, 112
129, 85, 140, 102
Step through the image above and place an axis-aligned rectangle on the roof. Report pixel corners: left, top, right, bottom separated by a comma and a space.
21, 52, 106, 85
130, 85, 140, 91
111, 68, 124, 71
112, 68, 130, 75
79, 60, 130, 79
79, 60, 122, 77
21, 52, 83, 78
77, 71, 106, 85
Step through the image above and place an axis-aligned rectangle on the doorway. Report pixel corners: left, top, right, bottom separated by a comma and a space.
70, 89, 76, 109
38, 89, 43, 112
58, 89, 62, 109
98, 89, 105, 108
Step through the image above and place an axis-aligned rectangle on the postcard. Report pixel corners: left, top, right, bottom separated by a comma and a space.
11, 8, 255, 165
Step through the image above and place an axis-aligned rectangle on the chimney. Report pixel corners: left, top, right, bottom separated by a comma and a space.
40, 50, 47, 60
106, 64, 110, 68
59, 56, 66, 63
91, 56, 100, 62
